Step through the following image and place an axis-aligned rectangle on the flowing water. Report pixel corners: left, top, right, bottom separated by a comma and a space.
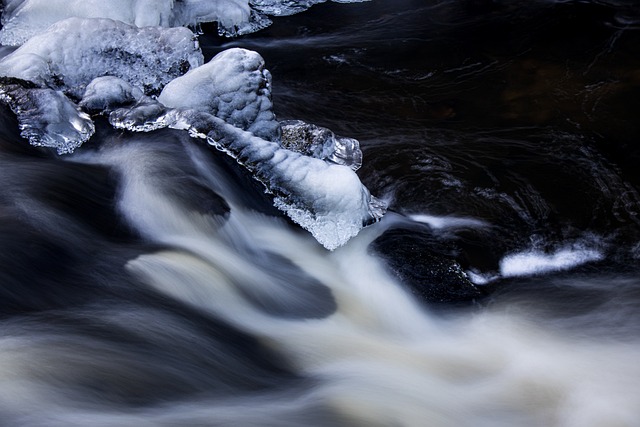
1, 0, 640, 426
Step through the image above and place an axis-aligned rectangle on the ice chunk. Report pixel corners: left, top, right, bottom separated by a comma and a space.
116, 105, 384, 249
109, 97, 170, 133
200, 114, 385, 250
0, 78, 94, 154
280, 119, 362, 170
158, 48, 279, 141
110, 47, 384, 248
79, 76, 145, 112
0, 17, 203, 98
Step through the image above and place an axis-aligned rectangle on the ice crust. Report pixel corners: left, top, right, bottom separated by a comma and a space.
0, 0, 371, 46
0, 7, 384, 248
0, 79, 94, 154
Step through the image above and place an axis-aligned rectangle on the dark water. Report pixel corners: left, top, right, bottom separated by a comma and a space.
1, 1, 640, 426
214, 0, 640, 323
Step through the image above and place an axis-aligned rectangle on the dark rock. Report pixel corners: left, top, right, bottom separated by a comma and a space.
370, 226, 485, 305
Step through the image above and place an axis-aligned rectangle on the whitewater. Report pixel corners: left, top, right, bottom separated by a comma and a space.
0, 0, 639, 426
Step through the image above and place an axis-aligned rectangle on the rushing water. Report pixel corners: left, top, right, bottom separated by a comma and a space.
1, 1, 640, 426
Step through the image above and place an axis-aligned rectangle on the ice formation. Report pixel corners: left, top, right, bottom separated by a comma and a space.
158, 48, 279, 141
0, 0, 254, 45
0, 17, 202, 153
186, 112, 385, 250
0, 17, 203, 98
0, 5, 384, 248
0, 78, 94, 153
0, 0, 371, 46
108, 48, 385, 249
79, 77, 145, 112
280, 120, 362, 170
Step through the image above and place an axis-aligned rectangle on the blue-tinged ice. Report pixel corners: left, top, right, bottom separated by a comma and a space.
0, 17, 203, 98
79, 77, 145, 112
280, 119, 363, 171
0, 0, 256, 45
158, 48, 280, 141
198, 113, 385, 250
0, 17, 203, 152
0, 82, 94, 154
109, 48, 385, 249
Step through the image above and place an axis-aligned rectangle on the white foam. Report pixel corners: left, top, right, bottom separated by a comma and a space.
499, 246, 604, 278
409, 213, 489, 230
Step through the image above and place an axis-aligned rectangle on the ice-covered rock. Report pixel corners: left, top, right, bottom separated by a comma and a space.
280, 119, 362, 170
105, 46, 385, 248
0, 77, 94, 154
197, 113, 385, 250
158, 48, 279, 141
0, 17, 203, 98
0, 17, 203, 152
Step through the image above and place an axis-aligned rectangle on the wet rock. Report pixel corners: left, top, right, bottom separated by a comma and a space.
370, 226, 485, 305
